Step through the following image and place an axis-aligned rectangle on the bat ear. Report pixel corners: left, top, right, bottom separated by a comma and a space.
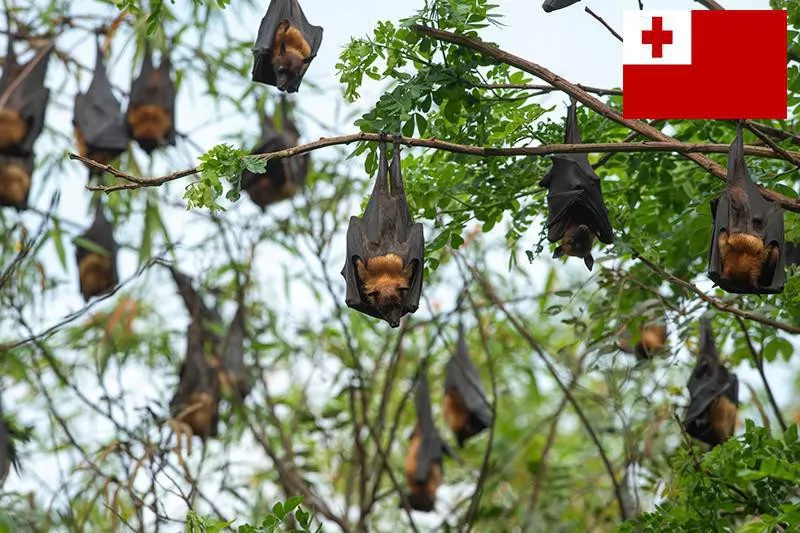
584, 254, 594, 271
552, 246, 565, 259
280, 41, 287, 55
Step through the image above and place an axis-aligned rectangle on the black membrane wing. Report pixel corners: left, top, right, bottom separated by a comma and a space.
707, 124, 784, 294
74, 41, 128, 154
413, 371, 445, 484
251, 0, 324, 92
538, 99, 613, 244
542, 0, 582, 12
129, 45, 177, 149
0, 40, 52, 156
221, 302, 252, 402
74, 201, 119, 285
683, 317, 739, 445
444, 325, 492, 442
341, 140, 424, 320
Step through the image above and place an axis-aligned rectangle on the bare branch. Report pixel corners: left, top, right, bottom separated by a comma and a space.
585, 6, 623, 42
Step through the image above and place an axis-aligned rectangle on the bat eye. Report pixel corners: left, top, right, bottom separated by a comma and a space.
367, 291, 380, 299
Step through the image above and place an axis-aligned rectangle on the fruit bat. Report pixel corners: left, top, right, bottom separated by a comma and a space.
443, 325, 492, 447
0, 39, 51, 156
539, 98, 614, 271
251, 0, 324, 93
708, 123, 784, 294
634, 321, 667, 361
0, 152, 33, 210
73, 41, 128, 173
126, 44, 176, 154
75, 201, 119, 302
402, 370, 453, 513
683, 316, 739, 447
542, 0, 582, 12
169, 318, 222, 443
341, 139, 424, 328
241, 112, 308, 210
168, 265, 251, 402
0, 399, 21, 488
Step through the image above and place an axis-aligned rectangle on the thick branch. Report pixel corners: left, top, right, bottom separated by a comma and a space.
410, 24, 800, 212
477, 82, 622, 96
79, 137, 800, 194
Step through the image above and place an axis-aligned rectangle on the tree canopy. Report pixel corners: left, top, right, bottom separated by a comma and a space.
0, 0, 799, 532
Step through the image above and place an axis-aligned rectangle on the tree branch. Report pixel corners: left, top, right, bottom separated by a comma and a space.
635, 254, 800, 335
410, 24, 800, 212
476, 82, 622, 96
585, 6, 623, 42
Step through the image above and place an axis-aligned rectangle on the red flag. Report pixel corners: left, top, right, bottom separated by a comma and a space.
622, 10, 787, 120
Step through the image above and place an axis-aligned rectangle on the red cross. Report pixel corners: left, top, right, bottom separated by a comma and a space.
641, 16, 673, 58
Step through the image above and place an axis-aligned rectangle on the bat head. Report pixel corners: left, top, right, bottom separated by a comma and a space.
355, 254, 414, 328
0, 155, 32, 209
272, 45, 305, 92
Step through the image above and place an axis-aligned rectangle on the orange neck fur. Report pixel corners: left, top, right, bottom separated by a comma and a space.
78, 253, 113, 299
709, 394, 737, 443
356, 253, 412, 295
0, 163, 30, 206
0, 108, 27, 149
718, 231, 766, 287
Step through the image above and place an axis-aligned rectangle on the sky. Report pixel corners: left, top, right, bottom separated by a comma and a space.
4, 0, 792, 529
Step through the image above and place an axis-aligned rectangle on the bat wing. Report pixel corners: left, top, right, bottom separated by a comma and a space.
74, 202, 119, 285
170, 321, 221, 436
538, 99, 613, 244
340, 215, 384, 321
1, 45, 52, 156
221, 302, 252, 401
413, 372, 445, 483
129, 46, 176, 145
252, 0, 324, 92
73, 42, 128, 153
402, 222, 424, 314
708, 126, 785, 294
444, 326, 492, 430
542, 0, 582, 12
241, 119, 292, 191
684, 358, 735, 440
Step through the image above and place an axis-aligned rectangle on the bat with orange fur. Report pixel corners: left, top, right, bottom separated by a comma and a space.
241, 108, 308, 210
708, 122, 784, 294
341, 137, 424, 327
126, 44, 176, 154
73, 41, 128, 175
401, 369, 454, 512
74, 201, 119, 302
539, 98, 614, 271
683, 316, 739, 447
634, 321, 667, 361
0, 37, 51, 157
251, 0, 323, 93
443, 324, 492, 447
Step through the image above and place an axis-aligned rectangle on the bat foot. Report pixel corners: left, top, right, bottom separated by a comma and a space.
167, 418, 195, 468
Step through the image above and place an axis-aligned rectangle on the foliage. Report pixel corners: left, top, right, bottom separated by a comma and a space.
186, 497, 321, 533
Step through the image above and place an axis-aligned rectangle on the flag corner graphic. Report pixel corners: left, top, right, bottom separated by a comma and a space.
622, 9, 787, 120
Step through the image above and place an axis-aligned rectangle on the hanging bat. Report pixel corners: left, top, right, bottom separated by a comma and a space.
402, 370, 453, 512
73, 41, 128, 172
220, 302, 252, 403
0, 153, 33, 210
708, 123, 785, 294
443, 325, 492, 447
126, 44, 176, 154
168, 319, 222, 456
542, 0, 582, 12
539, 98, 614, 271
251, 0, 323, 93
683, 316, 739, 447
75, 201, 118, 301
0, 39, 52, 156
634, 321, 667, 361
168, 265, 251, 402
241, 111, 308, 210
341, 138, 424, 327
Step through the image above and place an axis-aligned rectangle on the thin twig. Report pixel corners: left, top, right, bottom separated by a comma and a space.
735, 316, 788, 432
635, 254, 800, 335
585, 6, 623, 42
